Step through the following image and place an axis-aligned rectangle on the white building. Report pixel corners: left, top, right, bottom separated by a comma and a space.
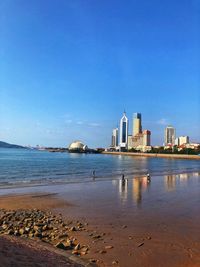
179, 136, 189, 146
119, 112, 128, 151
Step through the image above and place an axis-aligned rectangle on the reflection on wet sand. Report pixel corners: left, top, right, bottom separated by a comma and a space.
164, 172, 200, 191
132, 176, 151, 205
117, 172, 200, 205
118, 178, 128, 203
165, 175, 176, 191
118, 175, 151, 205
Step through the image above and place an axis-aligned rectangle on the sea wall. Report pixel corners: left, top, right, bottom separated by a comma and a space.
103, 151, 200, 160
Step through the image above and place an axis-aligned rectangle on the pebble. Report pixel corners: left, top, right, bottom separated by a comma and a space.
105, 245, 113, 249
0, 208, 88, 257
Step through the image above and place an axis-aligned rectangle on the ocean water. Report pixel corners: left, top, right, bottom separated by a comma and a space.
0, 148, 200, 188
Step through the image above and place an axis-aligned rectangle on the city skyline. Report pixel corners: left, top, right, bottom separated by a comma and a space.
1, 0, 200, 147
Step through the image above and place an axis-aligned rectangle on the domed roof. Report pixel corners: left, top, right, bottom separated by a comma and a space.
68, 141, 86, 150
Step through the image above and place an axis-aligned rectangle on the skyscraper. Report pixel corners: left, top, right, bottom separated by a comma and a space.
120, 112, 128, 150
165, 126, 176, 145
133, 113, 142, 136
111, 128, 118, 148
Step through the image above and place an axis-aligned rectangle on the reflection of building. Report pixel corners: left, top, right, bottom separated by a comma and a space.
111, 128, 119, 148
119, 112, 128, 151
119, 179, 128, 203
164, 175, 176, 191
165, 126, 176, 145
132, 177, 150, 205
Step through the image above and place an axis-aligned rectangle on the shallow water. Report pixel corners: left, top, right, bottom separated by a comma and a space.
0, 148, 200, 188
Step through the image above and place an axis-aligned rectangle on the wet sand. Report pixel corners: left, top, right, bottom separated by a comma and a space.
0, 172, 200, 267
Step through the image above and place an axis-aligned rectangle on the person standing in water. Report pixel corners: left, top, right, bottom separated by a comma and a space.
92, 170, 96, 179
147, 172, 151, 182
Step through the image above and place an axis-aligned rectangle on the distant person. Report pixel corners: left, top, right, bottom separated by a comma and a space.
122, 174, 125, 183
146, 173, 151, 182
92, 170, 96, 179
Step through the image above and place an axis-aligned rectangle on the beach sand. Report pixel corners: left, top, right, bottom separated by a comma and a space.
0, 173, 200, 267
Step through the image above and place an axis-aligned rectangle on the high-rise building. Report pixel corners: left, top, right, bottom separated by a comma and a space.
143, 130, 151, 146
165, 126, 176, 145
130, 113, 151, 150
120, 112, 128, 150
133, 113, 142, 136
111, 128, 118, 148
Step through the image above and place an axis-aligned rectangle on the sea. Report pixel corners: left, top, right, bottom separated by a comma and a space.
0, 148, 200, 188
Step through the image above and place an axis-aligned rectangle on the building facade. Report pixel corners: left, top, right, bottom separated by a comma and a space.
133, 113, 142, 136
120, 112, 128, 150
164, 126, 176, 145
111, 128, 119, 148
178, 136, 189, 146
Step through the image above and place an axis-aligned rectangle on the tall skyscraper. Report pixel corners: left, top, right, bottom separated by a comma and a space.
111, 128, 118, 148
133, 113, 142, 136
165, 126, 176, 145
120, 112, 128, 150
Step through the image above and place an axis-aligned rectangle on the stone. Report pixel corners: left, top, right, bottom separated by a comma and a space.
105, 245, 113, 249
112, 260, 119, 265
55, 242, 66, 250
35, 231, 42, 238
138, 242, 144, 247
99, 250, 107, 254
2, 224, 8, 230
81, 246, 89, 252
92, 235, 101, 239
19, 228, 25, 235
72, 250, 79, 255
7, 229, 14, 235
89, 259, 97, 263
74, 244, 80, 250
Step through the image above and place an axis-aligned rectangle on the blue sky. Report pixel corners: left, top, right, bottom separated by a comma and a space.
0, 0, 199, 147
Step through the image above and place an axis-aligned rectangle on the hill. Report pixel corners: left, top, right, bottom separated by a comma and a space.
0, 141, 25, 149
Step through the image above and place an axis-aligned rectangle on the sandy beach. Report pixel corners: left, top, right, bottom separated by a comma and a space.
0, 172, 200, 267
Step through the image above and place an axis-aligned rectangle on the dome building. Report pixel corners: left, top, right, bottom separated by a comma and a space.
68, 141, 88, 152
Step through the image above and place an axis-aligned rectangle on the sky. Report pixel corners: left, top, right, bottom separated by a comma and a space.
0, 0, 200, 147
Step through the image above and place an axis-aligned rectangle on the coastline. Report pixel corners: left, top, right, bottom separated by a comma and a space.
1, 173, 200, 267
103, 151, 200, 160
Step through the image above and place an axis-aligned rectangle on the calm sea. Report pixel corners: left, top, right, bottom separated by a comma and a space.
0, 148, 200, 188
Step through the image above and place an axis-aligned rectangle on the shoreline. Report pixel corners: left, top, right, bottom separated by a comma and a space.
103, 151, 200, 160
0, 169, 199, 192
0, 173, 200, 267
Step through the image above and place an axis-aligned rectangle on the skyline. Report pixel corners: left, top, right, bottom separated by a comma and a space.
1, 0, 200, 147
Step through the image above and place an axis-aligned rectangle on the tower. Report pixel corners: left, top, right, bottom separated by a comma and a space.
133, 113, 142, 136
111, 128, 119, 148
165, 126, 176, 145
120, 112, 128, 150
